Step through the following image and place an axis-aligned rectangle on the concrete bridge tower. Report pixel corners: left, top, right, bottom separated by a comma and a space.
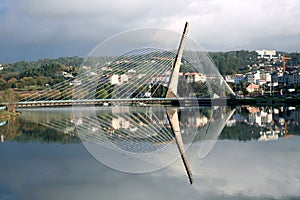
166, 22, 189, 98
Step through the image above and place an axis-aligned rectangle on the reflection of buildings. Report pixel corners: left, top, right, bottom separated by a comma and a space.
112, 117, 130, 130
258, 130, 279, 141
183, 116, 208, 128
108, 113, 208, 136
228, 106, 300, 141
71, 118, 83, 126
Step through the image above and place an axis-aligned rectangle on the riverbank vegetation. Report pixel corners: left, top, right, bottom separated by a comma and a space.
0, 110, 21, 121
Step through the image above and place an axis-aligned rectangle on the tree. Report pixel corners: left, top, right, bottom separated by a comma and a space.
8, 78, 18, 88
151, 84, 167, 97
0, 78, 8, 90
240, 81, 250, 96
0, 89, 19, 112
191, 81, 209, 97
41, 63, 63, 77
209, 50, 258, 75
18, 77, 37, 87
96, 89, 109, 99
36, 76, 51, 86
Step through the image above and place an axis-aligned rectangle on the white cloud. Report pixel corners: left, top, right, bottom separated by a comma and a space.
160, 137, 300, 198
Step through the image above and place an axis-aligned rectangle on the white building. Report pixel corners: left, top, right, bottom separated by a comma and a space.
109, 74, 129, 85
246, 71, 261, 84
258, 72, 272, 85
70, 80, 82, 86
256, 49, 277, 60
225, 75, 235, 83
88, 72, 97, 76
0, 64, 3, 71
184, 72, 206, 83
150, 75, 170, 86
62, 71, 74, 78
110, 74, 120, 85
120, 74, 129, 84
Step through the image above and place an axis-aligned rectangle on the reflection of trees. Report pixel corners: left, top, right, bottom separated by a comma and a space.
17, 121, 80, 143
220, 123, 260, 141
288, 123, 300, 136
0, 118, 22, 140
0, 118, 80, 143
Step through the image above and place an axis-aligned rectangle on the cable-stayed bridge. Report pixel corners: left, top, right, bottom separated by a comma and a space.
7, 22, 236, 184
14, 22, 234, 108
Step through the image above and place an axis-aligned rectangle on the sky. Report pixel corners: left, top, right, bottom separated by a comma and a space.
1, 0, 300, 62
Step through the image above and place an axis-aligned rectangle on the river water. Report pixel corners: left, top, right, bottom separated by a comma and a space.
0, 106, 299, 200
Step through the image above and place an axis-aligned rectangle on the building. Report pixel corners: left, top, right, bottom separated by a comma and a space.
258, 72, 271, 85
82, 66, 91, 70
246, 71, 260, 84
70, 80, 82, 86
234, 74, 245, 84
278, 74, 288, 86
62, 71, 74, 78
109, 74, 129, 85
287, 72, 300, 86
150, 75, 170, 86
256, 49, 277, 60
120, 74, 129, 84
184, 72, 206, 83
110, 74, 120, 85
225, 75, 235, 83
88, 72, 97, 76
246, 83, 260, 93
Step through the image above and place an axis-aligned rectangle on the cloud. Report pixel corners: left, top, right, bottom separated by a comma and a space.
1, 0, 300, 62
1, 135, 300, 199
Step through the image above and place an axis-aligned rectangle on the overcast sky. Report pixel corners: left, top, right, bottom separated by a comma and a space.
1, 0, 300, 62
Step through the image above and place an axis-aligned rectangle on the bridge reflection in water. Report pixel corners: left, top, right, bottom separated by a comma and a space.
12, 23, 235, 184
19, 105, 235, 184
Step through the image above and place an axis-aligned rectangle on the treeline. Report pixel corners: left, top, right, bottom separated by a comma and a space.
208, 50, 259, 75
0, 117, 80, 143
0, 56, 83, 90
220, 123, 260, 141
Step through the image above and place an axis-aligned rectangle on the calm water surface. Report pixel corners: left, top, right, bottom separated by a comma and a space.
0, 106, 299, 200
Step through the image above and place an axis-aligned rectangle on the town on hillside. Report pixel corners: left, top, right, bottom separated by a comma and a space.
225, 50, 300, 97
0, 50, 300, 100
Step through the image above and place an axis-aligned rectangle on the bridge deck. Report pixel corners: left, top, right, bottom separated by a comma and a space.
12, 98, 228, 108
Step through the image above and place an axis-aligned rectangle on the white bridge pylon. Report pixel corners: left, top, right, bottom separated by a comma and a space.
166, 22, 189, 98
